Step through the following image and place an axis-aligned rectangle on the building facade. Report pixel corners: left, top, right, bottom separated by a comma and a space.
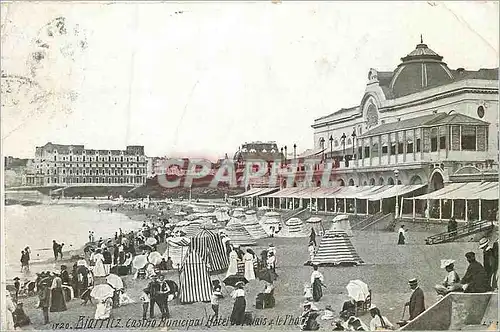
25, 142, 147, 186
308, 41, 498, 189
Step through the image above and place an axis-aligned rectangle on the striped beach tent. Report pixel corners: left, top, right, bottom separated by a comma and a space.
190, 229, 229, 273
174, 220, 202, 237
277, 218, 308, 238
311, 230, 364, 266
163, 237, 190, 269
179, 250, 212, 304
242, 210, 268, 239
224, 223, 257, 246
232, 208, 245, 218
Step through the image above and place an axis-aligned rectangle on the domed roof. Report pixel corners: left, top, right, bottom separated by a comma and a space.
390, 38, 454, 98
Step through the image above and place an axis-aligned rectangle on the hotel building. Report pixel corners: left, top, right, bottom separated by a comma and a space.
24, 142, 148, 186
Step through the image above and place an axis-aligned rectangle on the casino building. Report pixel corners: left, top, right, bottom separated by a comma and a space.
239, 40, 499, 222
310, 40, 498, 189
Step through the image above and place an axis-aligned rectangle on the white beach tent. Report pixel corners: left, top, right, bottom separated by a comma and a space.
330, 214, 353, 237
260, 211, 282, 236
224, 216, 257, 246
306, 217, 325, 236
311, 230, 364, 266
242, 210, 268, 239
232, 208, 246, 218
277, 217, 308, 238
163, 237, 190, 269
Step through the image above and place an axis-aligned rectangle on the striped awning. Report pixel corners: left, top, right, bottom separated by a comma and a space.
247, 187, 280, 198
409, 182, 498, 201
367, 184, 426, 201
232, 188, 262, 198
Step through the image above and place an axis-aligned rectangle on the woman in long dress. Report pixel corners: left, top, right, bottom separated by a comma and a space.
243, 249, 255, 281
397, 225, 406, 245
94, 297, 113, 319
50, 275, 67, 312
226, 249, 238, 277
93, 250, 106, 277
5, 291, 16, 330
230, 282, 246, 325
310, 265, 325, 302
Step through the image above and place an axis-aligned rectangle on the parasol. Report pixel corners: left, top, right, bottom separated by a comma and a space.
346, 280, 369, 302
132, 255, 148, 269
223, 275, 249, 287
148, 251, 163, 265
333, 214, 349, 222
138, 244, 154, 251
90, 284, 115, 301
106, 274, 124, 290
146, 237, 158, 246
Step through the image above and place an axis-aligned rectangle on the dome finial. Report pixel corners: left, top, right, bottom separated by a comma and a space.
420, 34, 423, 44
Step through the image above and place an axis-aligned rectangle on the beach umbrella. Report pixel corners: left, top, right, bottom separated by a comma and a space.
148, 252, 162, 265
90, 284, 114, 301
132, 255, 148, 269
223, 275, 249, 287
346, 280, 369, 302
106, 274, 124, 290
333, 214, 349, 222
146, 237, 158, 246
138, 244, 154, 251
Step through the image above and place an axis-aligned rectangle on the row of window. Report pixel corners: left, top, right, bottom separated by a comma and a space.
41, 155, 145, 162
36, 163, 146, 169
45, 176, 145, 184
38, 168, 146, 176
319, 137, 354, 149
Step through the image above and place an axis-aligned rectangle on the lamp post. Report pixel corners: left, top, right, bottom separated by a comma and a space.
284, 146, 288, 165
329, 135, 333, 160
351, 130, 357, 159
293, 144, 297, 160
394, 169, 400, 218
341, 133, 346, 160
320, 137, 325, 160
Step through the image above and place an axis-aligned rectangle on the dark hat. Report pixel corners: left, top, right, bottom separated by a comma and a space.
465, 252, 476, 259
13, 277, 20, 281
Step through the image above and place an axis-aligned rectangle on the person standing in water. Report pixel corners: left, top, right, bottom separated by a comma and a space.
52, 240, 59, 261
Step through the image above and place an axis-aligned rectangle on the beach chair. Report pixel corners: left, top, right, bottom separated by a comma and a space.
356, 290, 372, 314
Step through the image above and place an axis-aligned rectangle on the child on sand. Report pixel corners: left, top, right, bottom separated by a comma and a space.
139, 288, 150, 320
211, 280, 223, 317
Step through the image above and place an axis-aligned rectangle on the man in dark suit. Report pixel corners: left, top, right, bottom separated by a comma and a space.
479, 238, 498, 290
405, 278, 425, 320
461, 251, 490, 293
147, 275, 164, 318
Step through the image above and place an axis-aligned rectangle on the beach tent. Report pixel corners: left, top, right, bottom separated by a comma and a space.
179, 250, 212, 304
189, 229, 229, 273
174, 220, 202, 237
163, 237, 190, 269
226, 214, 246, 227
260, 211, 282, 236
224, 223, 257, 246
330, 215, 353, 237
306, 217, 325, 236
311, 230, 364, 266
232, 208, 245, 218
214, 208, 231, 222
242, 210, 268, 239
277, 218, 308, 238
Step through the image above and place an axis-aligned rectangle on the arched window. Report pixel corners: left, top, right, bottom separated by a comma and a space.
363, 181, 368, 186
348, 179, 355, 186
108, 177, 112, 184
334, 140, 339, 147
387, 177, 395, 185
369, 178, 375, 185
347, 138, 352, 145
379, 177, 384, 185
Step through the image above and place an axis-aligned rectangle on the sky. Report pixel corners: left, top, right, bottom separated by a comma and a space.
1, 1, 498, 161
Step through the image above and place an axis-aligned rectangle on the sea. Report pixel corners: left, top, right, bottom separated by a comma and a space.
4, 203, 141, 280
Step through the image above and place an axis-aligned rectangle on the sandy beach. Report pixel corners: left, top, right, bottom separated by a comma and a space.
6, 199, 486, 331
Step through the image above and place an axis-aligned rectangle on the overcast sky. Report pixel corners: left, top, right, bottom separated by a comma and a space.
1, 1, 498, 160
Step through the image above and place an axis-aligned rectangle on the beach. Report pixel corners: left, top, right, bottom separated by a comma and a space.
4, 201, 146, 280
4, 199, 487, 331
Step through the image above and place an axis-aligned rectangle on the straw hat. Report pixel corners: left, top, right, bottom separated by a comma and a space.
440, 259, 455, 269
479, 237, 489, 249
408, 278, 418, 285
369, 304, 377, 311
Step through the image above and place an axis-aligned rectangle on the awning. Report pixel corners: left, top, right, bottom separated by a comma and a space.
367, 184, 426, 201
290, 187, 324, 198
248, 187, 280, 198
355, 186, 388, 199
233, 188, 262, 198
409, 182, 498, 201
325, 186, 376, 199
264, 187, 304, 198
